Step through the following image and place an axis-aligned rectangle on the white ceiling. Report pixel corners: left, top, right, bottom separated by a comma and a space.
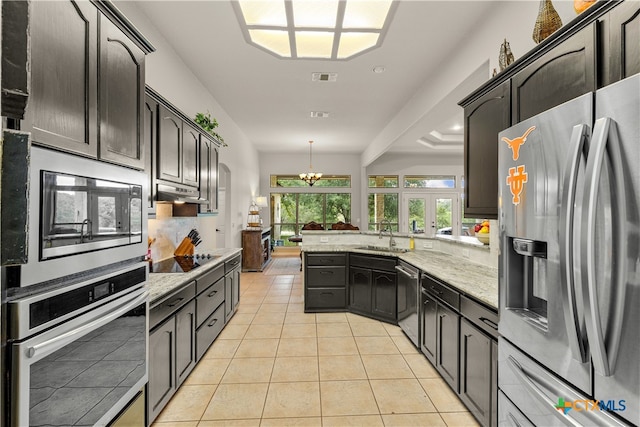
132, 1, 499, 156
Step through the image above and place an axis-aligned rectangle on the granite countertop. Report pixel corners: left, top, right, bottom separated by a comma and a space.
303, 245, 498, 309
147, 248, 242, 305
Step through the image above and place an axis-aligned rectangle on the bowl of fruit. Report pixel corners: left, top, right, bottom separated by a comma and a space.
474, 221, 490, 245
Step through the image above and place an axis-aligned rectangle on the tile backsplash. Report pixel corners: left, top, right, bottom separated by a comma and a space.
148, 216, 218, 261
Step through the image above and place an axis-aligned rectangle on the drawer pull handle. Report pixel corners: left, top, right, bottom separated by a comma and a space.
430, 286, 443, 295
166, 297, 184, 308
208, 318, 219, 327
208, 290, 218, 297
320, 292, 334, 295
480, 317, 499, 330
320, 271, 334, 275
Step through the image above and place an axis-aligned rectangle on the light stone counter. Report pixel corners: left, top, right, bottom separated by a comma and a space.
303, 244, 498, 309
147, 248, 242, 305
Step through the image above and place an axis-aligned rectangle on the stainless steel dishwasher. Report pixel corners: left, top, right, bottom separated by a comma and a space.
395, 261, 420, 348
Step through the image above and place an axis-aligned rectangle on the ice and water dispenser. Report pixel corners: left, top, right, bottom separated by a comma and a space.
504, 237, 549, 330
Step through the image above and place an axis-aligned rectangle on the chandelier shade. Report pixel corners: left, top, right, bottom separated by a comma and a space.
300, 140, 322, 186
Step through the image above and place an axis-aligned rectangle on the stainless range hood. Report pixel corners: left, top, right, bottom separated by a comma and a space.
156, 183, 207, 204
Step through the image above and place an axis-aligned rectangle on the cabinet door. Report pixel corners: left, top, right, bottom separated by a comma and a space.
175, 299, 196, 387
491, 339, 498, 427
421, 292, 437, 364
99, 15, 145, 169
463, 81, 510, 219
158, 105, 182, 183
182, 126, 200, 187
23, 0, 98, 157
148, 318, 175, 422
144, 95, 158, 210
437, 303, 460, 392
210, 147, 219, 210
349, 267, 372, 313
199, 137, 211, 211
232, 266, 241, 311
607, 1, 640, 85
371, 271, 396, 321
459, 318, 492, 427
512, 23, 596, 123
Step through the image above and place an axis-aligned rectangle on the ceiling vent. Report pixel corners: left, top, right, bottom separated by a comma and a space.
311, 72, 337, 82
310, 111, 330, 118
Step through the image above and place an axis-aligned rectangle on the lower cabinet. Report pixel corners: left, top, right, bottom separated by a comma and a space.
175, 300, 197, 386
148, 317, 175, 422
348, 254, 397, 322
305, 253, 347, 311
225, 255, 241, 321
348, 266, 371, 313
437, 303, 460, 392
460, 318, 492, 426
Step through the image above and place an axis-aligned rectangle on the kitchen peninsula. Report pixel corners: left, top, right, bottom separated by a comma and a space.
301, 230, 499, 426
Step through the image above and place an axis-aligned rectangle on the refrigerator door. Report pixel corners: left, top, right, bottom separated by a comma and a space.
498, 94, 592, 393
499, 338, 631, 427
586, 74, 640, 426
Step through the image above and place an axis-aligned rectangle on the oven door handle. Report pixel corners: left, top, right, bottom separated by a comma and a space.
26, 290, 148, 359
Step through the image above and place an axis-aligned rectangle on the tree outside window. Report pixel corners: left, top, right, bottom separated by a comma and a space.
368, 193, 398, 231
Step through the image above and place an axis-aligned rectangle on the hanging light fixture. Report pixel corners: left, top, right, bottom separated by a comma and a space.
299, 140, 322, 186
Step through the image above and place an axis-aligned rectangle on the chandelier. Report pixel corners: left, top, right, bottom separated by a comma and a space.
299, 140, 322, 186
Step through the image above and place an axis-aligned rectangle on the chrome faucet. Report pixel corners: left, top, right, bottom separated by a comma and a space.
79, 218, 92, 243
378, 219, 396, 249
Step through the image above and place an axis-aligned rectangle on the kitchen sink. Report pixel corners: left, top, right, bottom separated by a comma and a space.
356, 245, 409, 253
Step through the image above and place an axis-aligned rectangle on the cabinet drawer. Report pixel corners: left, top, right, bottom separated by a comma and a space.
225, 254, 241, 273
422, 275, 459, 311
350, 254, 396, 272
196, 303, 225, 360
196, 277, 225, 327
306, 253, 346, 266
307, 266, 346, 287
150, 281, 196, 330
196, 264, 224, 295
461, 295, 498, 339
306, 288, 346, 310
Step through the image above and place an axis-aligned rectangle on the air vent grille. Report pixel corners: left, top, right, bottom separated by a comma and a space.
310, 111, 329, 118
311, 72, 337, 82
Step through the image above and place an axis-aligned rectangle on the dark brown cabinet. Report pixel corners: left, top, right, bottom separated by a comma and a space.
21, 1, 151, 168
305, 253, 348, 311
158, 105, 183, 184
199, 137, 219, 212
463, 81, 510, 219
605, 1, 640, 86
175, 300, 197, 386
148, 316, 175, 423
421, 291, 437, 364
348, 254, 397, 322
437, 303, 460, 392
348, 266, 372, 314
460, 318, 492, 426
225, 255, 242, 321
371, 270, 397, 322
512, 23, 596, 123
22, 0, 98, 157
242, 229, 271, 272
98, 15, 146, 169
182, 125, 200, 188
144, 95, 158, 210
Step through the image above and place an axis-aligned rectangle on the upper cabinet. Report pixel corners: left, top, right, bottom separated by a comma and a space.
158, 105, 183, 184
98, 15, 146, 169
20, 0, 154, 168
511, 24, 596, 123
182, 125, 200, 188
22, 0, 98, 157
459, 1, 629, 219
144, 95, 158, 210
200, 136, 219, 213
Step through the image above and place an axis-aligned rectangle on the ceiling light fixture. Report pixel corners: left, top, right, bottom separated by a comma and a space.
233, 0, 397, 60
299, 140, 323, 186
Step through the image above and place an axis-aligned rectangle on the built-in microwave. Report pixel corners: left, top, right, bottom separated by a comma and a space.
14, 146, 147, 288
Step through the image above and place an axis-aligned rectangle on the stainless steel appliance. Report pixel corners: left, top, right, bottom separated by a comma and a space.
498, 74, 639, 426
16, 146, 147, 288
396, 260, 420, 348
7, 262, 148, 426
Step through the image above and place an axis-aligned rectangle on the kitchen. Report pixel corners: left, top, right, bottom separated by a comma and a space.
1, 1, 639, 427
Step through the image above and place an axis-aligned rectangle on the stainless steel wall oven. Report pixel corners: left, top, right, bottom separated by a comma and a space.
7, 263, 148, 426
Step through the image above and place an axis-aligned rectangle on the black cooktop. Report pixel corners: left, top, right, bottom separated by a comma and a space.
151, 255, 218, 273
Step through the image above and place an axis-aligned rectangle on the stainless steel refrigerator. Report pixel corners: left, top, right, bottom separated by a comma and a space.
497, 74, 639, 427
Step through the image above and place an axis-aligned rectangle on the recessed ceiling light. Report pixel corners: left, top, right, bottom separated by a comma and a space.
372, 66, 386, 73
233, 0, 398, 60
451, 124, 462, 131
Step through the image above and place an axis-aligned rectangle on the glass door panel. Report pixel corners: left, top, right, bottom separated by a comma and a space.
407, 197, 426, 233
403, 193, 459, 236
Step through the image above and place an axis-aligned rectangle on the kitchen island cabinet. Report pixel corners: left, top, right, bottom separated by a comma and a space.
305, 253, 347, 311
242, 229, 272, 272
348, 254, 397, 322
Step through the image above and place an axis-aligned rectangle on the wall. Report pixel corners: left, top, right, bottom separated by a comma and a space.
114, 1, 260, 249
258, 151, 363, 228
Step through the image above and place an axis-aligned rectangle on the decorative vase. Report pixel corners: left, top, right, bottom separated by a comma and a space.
499, 39, 515, 71
532, 0, 563, 44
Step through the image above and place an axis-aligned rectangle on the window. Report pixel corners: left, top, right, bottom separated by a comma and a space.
270, 192, 351, 245
368, 193, 398, 231
404, 175, 456, 188
270, 175, 351, 188
368, 175, 398, 188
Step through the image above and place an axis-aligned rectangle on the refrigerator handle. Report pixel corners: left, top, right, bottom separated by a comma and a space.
506, 356, 583, 427
581, 117, 628, 378
559, 123, 589, 364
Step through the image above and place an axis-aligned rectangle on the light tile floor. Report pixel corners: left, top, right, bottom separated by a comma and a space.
152, 250, 480, 427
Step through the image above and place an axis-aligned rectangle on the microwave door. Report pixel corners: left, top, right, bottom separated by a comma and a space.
585, 75, 640, 426
498, 93, 592, 394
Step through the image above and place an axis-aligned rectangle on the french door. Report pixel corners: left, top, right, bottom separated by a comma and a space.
402, 193, 459, 236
